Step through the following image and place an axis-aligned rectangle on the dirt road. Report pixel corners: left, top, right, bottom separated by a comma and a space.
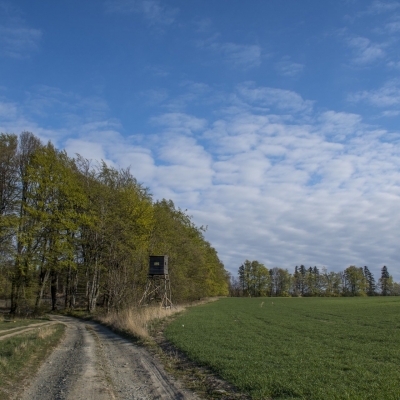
17, 315, 199, 400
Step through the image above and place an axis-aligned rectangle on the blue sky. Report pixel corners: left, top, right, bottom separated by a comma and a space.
1, 0, 400, 281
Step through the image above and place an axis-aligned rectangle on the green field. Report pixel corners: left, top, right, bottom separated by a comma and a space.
165, 297, 400, 399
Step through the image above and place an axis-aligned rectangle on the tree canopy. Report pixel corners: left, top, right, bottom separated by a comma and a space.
230, 261, 398, 297
0, 132, 229, 315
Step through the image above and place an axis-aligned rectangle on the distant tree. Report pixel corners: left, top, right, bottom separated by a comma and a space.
241, 260, 252, 296
320, 267, 342, 296
305, 266, 321, 296
392, 282, 400, 296
292, 266, 301, 296
237, 260, 269, 297
363, 266, 376, 296
344, 266, 367, 296
238, 264, 245, 296
270, 267, 291, 297
299, 265, 306, 296
228, 273, 241, 297
379, 266, 393, 296
252, 261, 269, 296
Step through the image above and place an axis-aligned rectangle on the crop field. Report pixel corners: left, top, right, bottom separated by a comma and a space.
165, 297, 400, 399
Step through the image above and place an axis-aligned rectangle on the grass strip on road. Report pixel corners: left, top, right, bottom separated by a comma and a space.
165, 297, 400, 400
0, 322, 54, 338
0, 323, 65, 400
0, 317, 50, 331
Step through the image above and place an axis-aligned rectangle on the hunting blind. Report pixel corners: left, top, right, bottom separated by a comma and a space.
149, 255, 168, 275
139, 255, 173, 308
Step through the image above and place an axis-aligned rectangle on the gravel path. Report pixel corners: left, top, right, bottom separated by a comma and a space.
17, 315, 200, 400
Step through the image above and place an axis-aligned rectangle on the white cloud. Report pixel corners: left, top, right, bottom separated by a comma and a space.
385, 20, 400, 32
318, 111, 362, 140
348, 79, 400, 107
140, 89, 168, 106
2, 83, 400, 282
275, 57, 304, 77
0, 101, 18, 119
366, 0, 400, 15
347, 36, 385, 64
0, 3, 42, 59
0, 26, 42, 58
105, 0, 178, 26
160, 82, 213, 112
382, 110, 400, 116
199, 38, 262, 69
387, 60, 400, 68
151, 113, 207, 134
237, 82, 314, 114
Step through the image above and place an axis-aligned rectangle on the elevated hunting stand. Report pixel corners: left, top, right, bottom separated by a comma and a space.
139, 255, 172, 308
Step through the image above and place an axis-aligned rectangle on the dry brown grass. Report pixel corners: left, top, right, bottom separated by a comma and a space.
37, 325, 56, 340
98, 298, 220, 340
98, 306, 184, 339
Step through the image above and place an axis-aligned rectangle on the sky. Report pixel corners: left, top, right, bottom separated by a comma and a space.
1, 0, 400, 281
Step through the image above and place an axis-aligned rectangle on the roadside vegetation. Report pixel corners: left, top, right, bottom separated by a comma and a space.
0, 322, 65, 400
165, 297, 400, 400
95, 298, 218, 340
97, 305, 184, 340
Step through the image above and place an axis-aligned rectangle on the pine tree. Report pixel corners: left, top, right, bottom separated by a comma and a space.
363, 266, 376, 296
379, 266, 392, 296
293, 266, 301, 296
299, 265, 306, 296
238, 264, 245, 296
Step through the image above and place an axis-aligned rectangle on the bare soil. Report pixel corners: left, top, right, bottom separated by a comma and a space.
15, 315, 200, 400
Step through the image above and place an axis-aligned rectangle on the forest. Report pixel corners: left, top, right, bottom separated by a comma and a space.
0, 132, 229, 315
230, 260, 400, 297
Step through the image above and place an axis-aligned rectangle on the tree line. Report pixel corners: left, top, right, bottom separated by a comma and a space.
230, 260, 399, 297
0, 132, 229, 315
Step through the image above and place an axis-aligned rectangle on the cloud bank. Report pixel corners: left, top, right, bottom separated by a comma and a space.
2, 81, 400, 282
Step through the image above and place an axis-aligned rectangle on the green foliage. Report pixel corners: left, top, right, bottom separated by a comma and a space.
0, 132, 228, 314
238, 260, 269, 296
0, 133, 19, 264
165, 297, 400, 399
379, 266, 393, 296
151, 199, 228, 301
344, 266, 368, 296
234, 262, 394, 298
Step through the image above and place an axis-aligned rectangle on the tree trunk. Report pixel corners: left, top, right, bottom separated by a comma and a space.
35, 269, 50, 312
50, 270, 58, 311
65, 265, 71, 308
87, 265, 100, 313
